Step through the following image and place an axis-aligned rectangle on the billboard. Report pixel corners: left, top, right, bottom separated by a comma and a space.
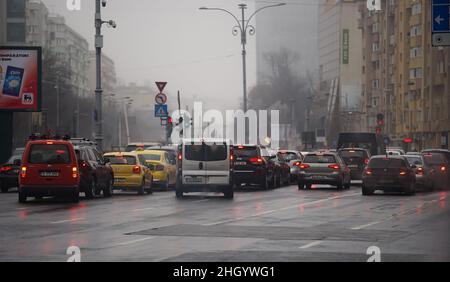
0, 47, 42, 112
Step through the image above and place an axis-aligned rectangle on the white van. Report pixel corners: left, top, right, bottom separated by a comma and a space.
176, 139, 234, 199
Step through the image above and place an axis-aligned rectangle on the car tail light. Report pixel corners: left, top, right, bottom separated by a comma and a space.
80, 161, 88, 169
0, 166, 13, 172
250, 157, 264, 165
133, 165, 142, 174
440, 166, 447, 173
416, 167, 424, 175
72, 167, 78, 178
293, 161, 301, 167
155, 165, 165, 171
364, 168, 373, 176
364, 158, 369, 165
399, 169, 407, 176
328, 164, 340, 170
299, 164, 310, 170
20, 167, 27, 178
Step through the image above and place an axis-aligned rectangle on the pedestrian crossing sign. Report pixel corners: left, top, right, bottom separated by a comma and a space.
155, 104, 169, 118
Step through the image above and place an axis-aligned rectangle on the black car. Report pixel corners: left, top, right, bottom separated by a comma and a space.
338, 148, 370, 180
362, 156, 416, 196
233, 145, 277, 189
421, 150, 450, 191
75, 145, 114, 198
0, 154, 22, 193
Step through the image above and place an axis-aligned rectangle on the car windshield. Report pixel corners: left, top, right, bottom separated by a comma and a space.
406, 156, 423, 166
368, 158, 406, 168
304, 155, 336, 163
423, 153, 447, 165
108, 156, 137, 165
28, 144, 71, 164
278, 152, 299, 161
140, 154, 161, 161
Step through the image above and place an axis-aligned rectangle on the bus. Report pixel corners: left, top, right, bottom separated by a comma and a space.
337, 133, 386, 156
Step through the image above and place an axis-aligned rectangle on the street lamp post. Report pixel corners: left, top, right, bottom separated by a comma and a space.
199, 3, 286, 113
94, 0, 116, 150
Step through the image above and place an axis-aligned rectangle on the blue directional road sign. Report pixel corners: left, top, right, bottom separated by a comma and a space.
432, 0, 450, 46
154, 104, 168, 118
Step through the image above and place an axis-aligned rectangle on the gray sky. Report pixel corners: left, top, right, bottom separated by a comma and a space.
42, 0, 260, 110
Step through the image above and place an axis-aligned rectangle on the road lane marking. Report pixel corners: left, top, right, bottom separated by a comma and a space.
299, 241, 322, 249
132, 207, 154, 212
203, 192, 361, 226
351, 221, 381, 230
51, 217, 85, 224
115, 237, 154, 246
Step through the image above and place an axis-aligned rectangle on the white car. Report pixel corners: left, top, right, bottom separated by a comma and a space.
176, 139, 234, 199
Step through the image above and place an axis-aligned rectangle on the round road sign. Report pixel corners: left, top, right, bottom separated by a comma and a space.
155, 93, 167, 105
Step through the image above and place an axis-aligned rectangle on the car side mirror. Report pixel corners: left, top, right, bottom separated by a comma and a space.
13, 159, 21, 166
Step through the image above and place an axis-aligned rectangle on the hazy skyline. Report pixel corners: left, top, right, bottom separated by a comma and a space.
42, 0, 263, 110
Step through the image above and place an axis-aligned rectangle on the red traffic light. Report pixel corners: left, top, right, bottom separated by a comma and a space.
375, 127, 382, 135
403, 138, 413, 143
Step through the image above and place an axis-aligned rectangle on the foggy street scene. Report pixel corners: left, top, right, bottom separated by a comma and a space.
0, 0, 449, 264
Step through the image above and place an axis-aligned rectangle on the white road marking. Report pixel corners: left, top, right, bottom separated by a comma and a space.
132, 207, 154, 212
351, 221, 381, 230
299, 241, 322, 249
51, 217, 85, 224
203, 192, 361, 226
115, 237, 154, 246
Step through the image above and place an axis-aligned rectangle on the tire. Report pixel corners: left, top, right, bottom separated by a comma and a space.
18, 192, 27, 203
276, 174, 282, 188
162, 177, 170, 190
138, 179, 145, 195
362, 186, 373, 196
405, 183, 416, 196
344, 180, 351, 190
175, 188, 183, 199
298, 182, 305, 190
103, 178, 113, 198
85, 178, 96, 199
147, 178, 153, 195
261, 175, 269, 190
224, 187, 234, 199
71, 189, 80, 203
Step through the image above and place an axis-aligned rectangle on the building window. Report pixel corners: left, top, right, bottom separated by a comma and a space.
372, 43, 379, 52
7, 0, 26, 18
372, 80, 380, 89
410, 25, 422, 37
410, 47, 422, 58
437, 61, 445, 74
409, 68, 423, 79
411, 3, 422, 15
7, 22, 26, 43
372, 23, 379, 34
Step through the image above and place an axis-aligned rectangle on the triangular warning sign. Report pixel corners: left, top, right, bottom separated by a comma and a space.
155, 82, 167, 93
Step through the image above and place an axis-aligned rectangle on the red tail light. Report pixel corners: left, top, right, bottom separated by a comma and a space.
250, 157, 264, 165
72, 167, 79, 179
364, 158, 369, 165
0, 166, 13, 172
133, 165, 142, 174
416, 167, 424, 175
440, 166, 447, 173
178, 153, 182, 161
20, 166, 27, 178
293, 161, 301, 166
328, 164, 340, 170
80, 161, 88, 169
399, 169, 407, 176
299, 164, 310, 169
364, 168, 373, 176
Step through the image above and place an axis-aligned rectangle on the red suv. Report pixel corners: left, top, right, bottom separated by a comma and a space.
18, 137, 80, 203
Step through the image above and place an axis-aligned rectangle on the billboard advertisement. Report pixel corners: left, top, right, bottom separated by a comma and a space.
0, 47, 42, 112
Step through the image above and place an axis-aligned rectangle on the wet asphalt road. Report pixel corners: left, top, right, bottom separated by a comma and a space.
0, 184, 449, 262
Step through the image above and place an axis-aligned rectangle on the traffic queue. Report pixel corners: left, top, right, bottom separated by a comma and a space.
0, 134, 449, 203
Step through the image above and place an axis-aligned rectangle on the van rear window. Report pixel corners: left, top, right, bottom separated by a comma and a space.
185, 144, 228, 161
234, 147, 258, 158
28, 144, 71, 164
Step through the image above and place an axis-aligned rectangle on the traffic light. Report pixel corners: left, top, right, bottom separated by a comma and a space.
166, 116, 173, 142
375, 113, 384, 135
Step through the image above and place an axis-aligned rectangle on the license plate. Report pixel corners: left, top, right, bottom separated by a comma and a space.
185, 177, 204, 184
235, 162, 247, 166
115, 178, 126, 183
312, 175, 327, 180
40, 172, 59, 177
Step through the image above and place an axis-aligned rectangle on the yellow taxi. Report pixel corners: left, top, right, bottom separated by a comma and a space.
134, 150, 176, 189
103, 152, 153, 195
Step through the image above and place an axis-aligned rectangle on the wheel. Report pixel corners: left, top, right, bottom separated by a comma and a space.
405, 183, 416, 196
71, 189, 80, 203
224, 188, 234, 199
261, 175, 269, 190
162, 177, 170, 190
344, 180, 351, 190
85, 178, 96, 199
362, 185, 373, 196
1, 186, 8, 193
146, 178, 153, 194
18, 192, 27, 203
103, 178, 113, 198
138, 179, 145, 195
276, 174, 282, 188
305, 184, 312, 190
337, 182, 343, 190
298, 182, 305, 190
175, 189, 183, 198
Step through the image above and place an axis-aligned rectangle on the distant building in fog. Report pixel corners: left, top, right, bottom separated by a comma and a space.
255, 0, 319, 81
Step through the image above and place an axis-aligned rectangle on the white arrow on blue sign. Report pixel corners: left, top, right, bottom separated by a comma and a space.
432, 0, 450, 46
155, 104, 169, 118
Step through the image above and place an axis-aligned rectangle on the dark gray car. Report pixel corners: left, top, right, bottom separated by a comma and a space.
297, 152, 351, 190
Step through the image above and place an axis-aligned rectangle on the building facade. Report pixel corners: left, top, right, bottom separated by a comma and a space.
360, 0, 450, 150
